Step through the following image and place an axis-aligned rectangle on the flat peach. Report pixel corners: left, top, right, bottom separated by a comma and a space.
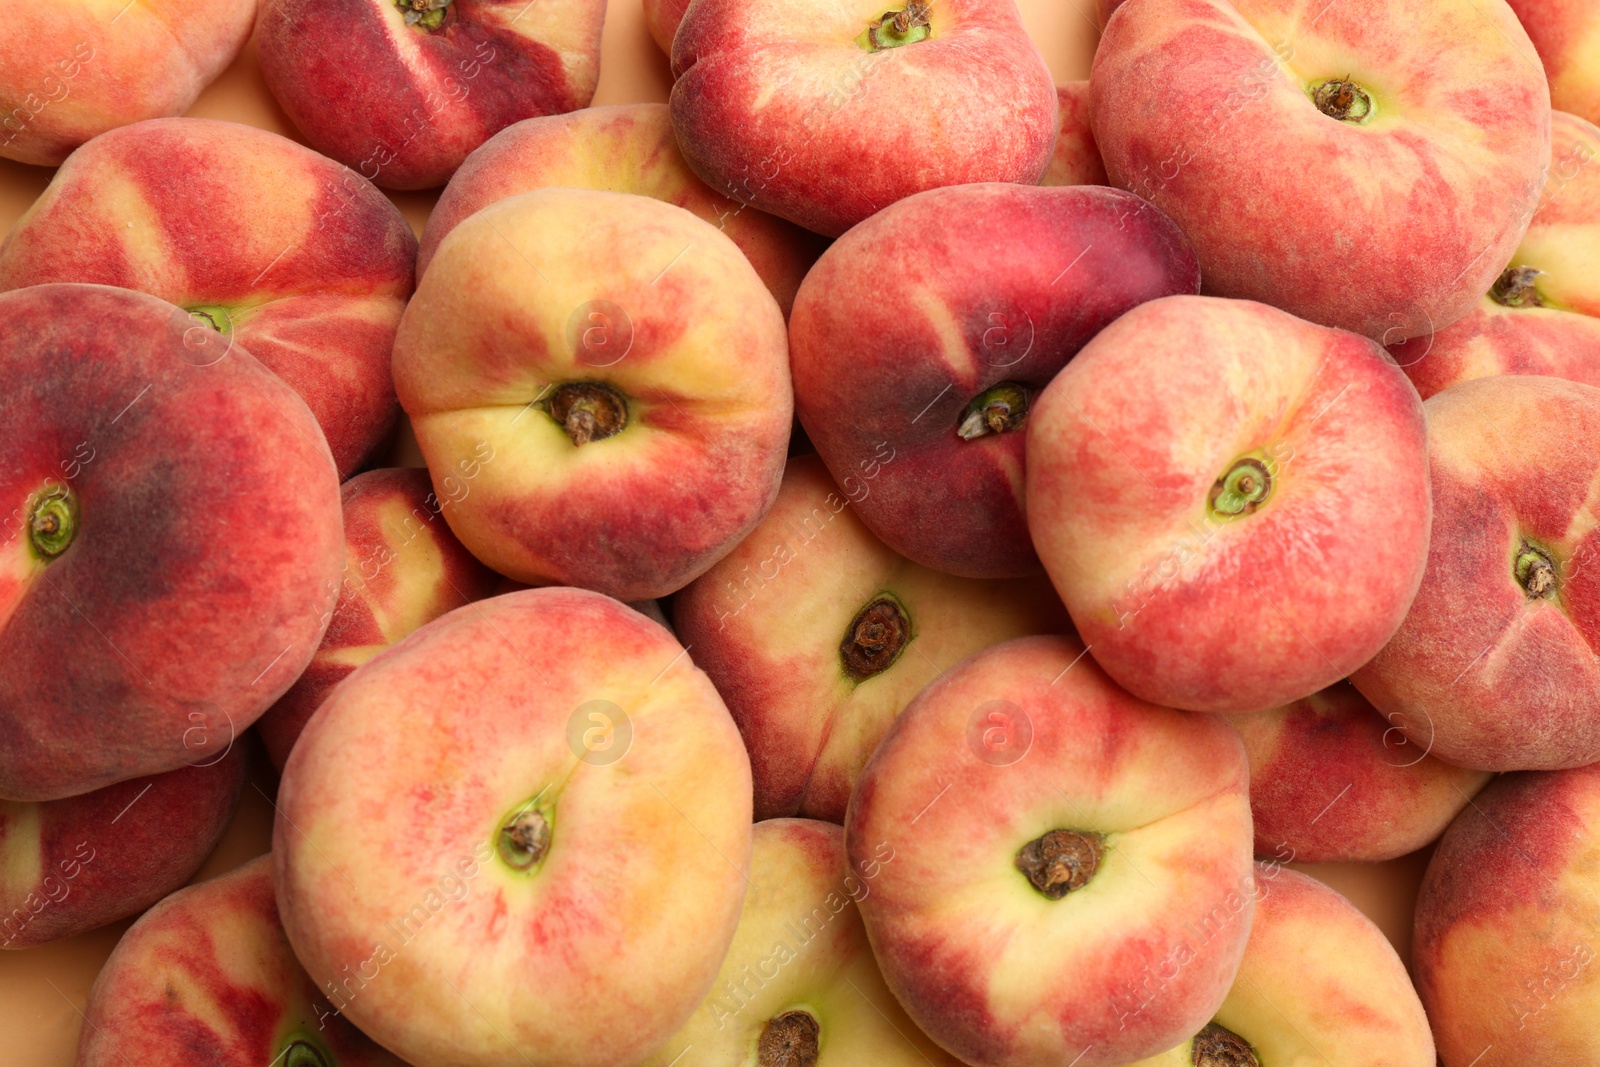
76, 855, 406, 1067
1226, 682, 1491, 863
419, 104, 825, 316
674, 454, 1070, 823
1131, 864, 1434, 1066
394, 187, 791, 600
1352, 374, 1600, 770
0, 284, 343, 800
0, 0, 254, 165
1414, 765, 1600, 1064
255, 468, 500, 770
0, 118, 419, 477
276, 589, 753, 1067
847, 635, 1255, 1067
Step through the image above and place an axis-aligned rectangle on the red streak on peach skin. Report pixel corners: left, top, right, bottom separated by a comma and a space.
1042, 82, 1109, 187
1226, 682, 1490, 863
846, 635, 1253, 1067
275, 589, 752, 1067
77, 855, 407, 1067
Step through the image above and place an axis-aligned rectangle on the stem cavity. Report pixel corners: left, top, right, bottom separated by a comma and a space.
28, 485, 78, 560
840, 595, 910, 681
758, 1011, 820, 1067
498, 807, 552, 871
1014, 829, 1104, 900
1311, 77, 1374, 123
858, 1, 931, 50
1491, 265, 1545, 308
1516, 540, 1557, 599
957, 383, 1029, 441
283, 1042, 330, 1067
543, 382, 628, 446
1208, 456, 1273, 519
396, 0, 451, 29
1192, 1022, 1259, 1067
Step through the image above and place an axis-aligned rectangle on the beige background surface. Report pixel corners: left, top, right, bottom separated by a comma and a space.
0, 2, 1431, 1064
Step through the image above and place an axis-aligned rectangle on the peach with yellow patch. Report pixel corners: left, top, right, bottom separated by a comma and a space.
255, 468, 500, 770
0, 118, 419, 478
642, 0, 687, 53
1225, 682, 1491, 863
1130, 864, 1435, 1066
1507, 0, 1600, 128
394, 187, 791, 601
642, 819, 962, 1067
1394, 111, 1600, 396
420, 103, 825, 316
77, 855, 407, 1067
1041, 82, 1108, 187
0, 0, 253, 166
0, 746, 244, 949
1091, 0, 1551, 341
1353, 374, 1600, 771
257, 0, 606, 190
1027, 295, 1431, 714
275, 588, 753, 1067
1413, 765, 1600, 1065
846, 635, 1255, 1067
674, 455, 1070, 824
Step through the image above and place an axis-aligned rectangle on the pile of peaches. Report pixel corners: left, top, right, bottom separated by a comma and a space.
3, 0, 1600, 1064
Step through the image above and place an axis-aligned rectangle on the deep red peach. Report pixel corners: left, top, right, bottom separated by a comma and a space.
257, 0, 606, 189
0, 118, 419, 477
790, 182, 1199, 578
76, 854, 407, 1067
0, 284, 344, 801
670, 0, 1058, 236
1225, 682, 1491, 863
0, 746, 244, 949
